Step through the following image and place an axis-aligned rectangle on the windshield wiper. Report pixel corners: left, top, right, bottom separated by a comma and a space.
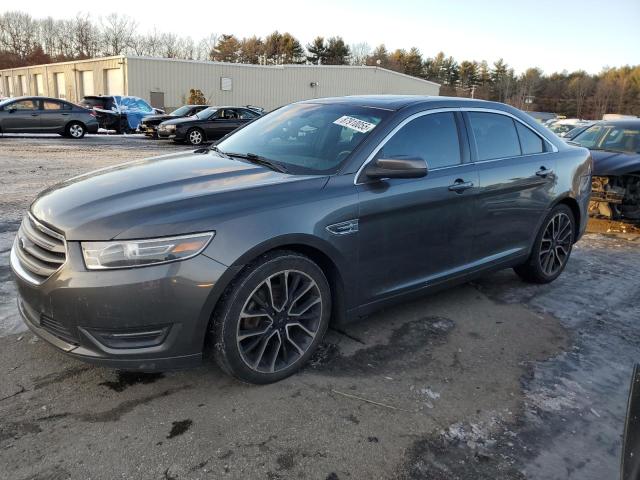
224, 152, 289, 173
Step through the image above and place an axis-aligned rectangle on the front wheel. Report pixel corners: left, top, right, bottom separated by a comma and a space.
66, 122, 86, 139
211, 251, 331, 384
186, 128, 205, 145
514, 204, 575, 284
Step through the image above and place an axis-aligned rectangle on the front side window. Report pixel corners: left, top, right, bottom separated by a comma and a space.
217, 103, 389, 175
516, 122, 546, 155
9, 100, 37, 111
469, 112, 521, 161
379, 112, 461, 169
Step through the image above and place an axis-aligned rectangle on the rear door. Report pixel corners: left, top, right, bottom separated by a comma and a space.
466, 110, 557, 264
2, 99, 40, 132
356, 111, 480, 305
40, 99, 71, 132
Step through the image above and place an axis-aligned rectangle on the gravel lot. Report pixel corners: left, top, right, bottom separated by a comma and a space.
0, 134, 639, 480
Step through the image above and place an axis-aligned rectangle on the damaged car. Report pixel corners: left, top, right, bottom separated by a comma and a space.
80, 95, 164, 134
570, 120, 640, 220
138, 104, 209, 137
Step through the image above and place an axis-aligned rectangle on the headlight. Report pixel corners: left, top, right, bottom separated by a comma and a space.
81, 232, 214, 270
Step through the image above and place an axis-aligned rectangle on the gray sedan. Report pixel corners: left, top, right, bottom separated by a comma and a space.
0, 96, 99, 138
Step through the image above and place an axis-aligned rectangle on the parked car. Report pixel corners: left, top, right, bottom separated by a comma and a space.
0, 96, 98, 138
527, 111, 558, 124
157, 106, 263, 145
138, 104, 209, 137
10, 96, 592, 383
570, 120, 640, 220
80, 95, 163, 133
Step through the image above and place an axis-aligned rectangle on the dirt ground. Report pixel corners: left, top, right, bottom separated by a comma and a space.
0, 134, 639, 480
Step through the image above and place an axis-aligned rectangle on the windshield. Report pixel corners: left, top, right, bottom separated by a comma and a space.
196, 107, 218, 119
216, 103, 389, 175
573, 124, 640, 153
171, 105, 192, 117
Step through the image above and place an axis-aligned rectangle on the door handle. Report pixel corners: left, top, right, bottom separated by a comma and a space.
31, 113, 39, 116
535, 166, 554, 177
61, 113, 70, 116
448, 179, 474, 193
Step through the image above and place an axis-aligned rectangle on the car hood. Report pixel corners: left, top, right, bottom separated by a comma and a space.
160, 116, 199, 126
591, 149, 640, 176
31, 151, 326, 241
141, 114, 172, 123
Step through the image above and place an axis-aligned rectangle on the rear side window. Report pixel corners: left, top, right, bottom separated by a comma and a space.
380, 112, 461, 169
468, 112, 520, 161
516, 122, 546, 155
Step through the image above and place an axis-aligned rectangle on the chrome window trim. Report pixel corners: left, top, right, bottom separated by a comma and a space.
354, 107, 559, 185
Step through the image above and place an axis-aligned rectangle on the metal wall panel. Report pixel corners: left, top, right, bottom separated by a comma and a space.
125, 57, 440, 111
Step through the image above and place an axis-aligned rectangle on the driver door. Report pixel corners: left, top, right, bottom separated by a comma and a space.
356, 111, 479, 306
2, 99, 41, 132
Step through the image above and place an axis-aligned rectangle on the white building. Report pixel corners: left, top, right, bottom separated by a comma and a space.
0, 56, 440, 111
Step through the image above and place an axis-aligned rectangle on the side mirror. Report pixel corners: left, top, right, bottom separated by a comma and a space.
364, 156, 428, 180
8, 107, 17, 113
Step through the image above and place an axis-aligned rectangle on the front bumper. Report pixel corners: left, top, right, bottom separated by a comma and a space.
11, 240, 229, 371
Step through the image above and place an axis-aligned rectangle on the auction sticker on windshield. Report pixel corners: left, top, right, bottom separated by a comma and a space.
333, 116, 377, 133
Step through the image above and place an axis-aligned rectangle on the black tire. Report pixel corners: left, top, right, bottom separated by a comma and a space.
211, 250, 331, 384
66, 122, 86, 139
514, 204, 575, 284
186, 128, 205, 145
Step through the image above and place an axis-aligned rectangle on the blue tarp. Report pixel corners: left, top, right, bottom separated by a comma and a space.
113, 96, 155, 130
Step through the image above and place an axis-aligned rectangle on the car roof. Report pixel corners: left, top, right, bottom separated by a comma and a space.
597, 119, 640, 128
3, 96, 72, 103
302, 95, 505, 112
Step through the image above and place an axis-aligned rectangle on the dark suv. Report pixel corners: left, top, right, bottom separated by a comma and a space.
11, 96, 592, 383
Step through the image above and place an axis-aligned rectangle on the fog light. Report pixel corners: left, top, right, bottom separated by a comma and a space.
87, 326, 170, 349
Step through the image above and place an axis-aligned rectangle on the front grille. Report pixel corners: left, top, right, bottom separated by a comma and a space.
14, 214, 66, 284
40, 315, 78, 345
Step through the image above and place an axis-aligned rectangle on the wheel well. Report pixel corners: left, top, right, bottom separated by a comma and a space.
557, 197, 581, 238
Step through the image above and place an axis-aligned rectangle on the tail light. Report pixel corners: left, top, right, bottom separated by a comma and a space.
89, 110, 97, 117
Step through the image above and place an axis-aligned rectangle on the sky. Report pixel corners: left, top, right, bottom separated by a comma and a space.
5, 0, 640, 74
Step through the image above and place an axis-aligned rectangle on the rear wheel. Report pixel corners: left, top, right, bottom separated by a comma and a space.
211, 251, 331, 384
514, 204, 575, 283
186, 128, 205, 145
66, 122, 86, 139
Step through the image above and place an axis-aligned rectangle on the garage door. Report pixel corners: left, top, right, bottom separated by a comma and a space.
54, 72, 66, 98
34, 74, 44, 95
104, 68, 123, 95
80, 71, 94, 97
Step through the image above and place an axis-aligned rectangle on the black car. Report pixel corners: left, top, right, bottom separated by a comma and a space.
80, 95, 163, 133
10, 96, 591, 384
138, 104, 209, 137
0, 96, 98, 138
157, 106, 263, 145
570, 120, 640, 220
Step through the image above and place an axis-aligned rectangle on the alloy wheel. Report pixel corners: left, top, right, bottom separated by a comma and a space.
189, 130, 203, 145
539, 212, 573, 276
236, 269, 323, 373
69, 124, 84, 138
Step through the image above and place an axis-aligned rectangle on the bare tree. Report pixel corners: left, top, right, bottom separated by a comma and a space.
73, 13, 100, 58
350, 42, 370, 66
101, 13, 136, 56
